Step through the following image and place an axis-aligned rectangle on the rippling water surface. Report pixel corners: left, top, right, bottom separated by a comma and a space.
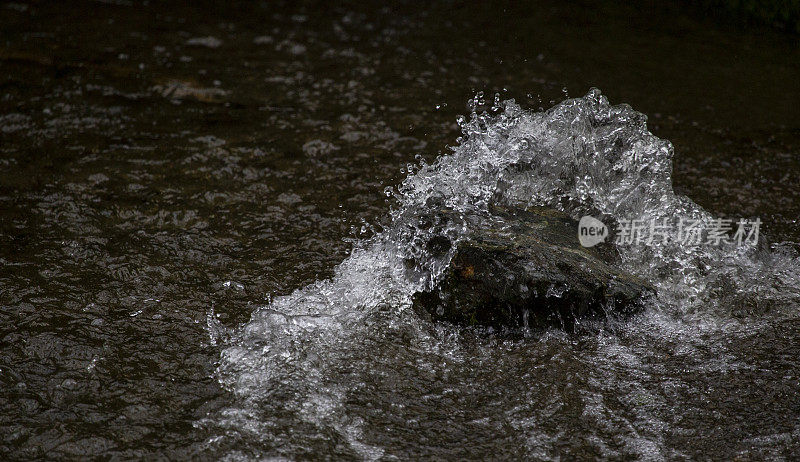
1, 1, 799, 459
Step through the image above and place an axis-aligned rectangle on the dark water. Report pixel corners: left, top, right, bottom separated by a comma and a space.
1, 1, 799, 459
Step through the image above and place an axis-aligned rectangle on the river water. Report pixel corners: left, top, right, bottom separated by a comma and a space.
2, 1, 799, 460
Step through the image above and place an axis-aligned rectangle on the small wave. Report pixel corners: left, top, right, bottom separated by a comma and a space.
201, 89, 800, 458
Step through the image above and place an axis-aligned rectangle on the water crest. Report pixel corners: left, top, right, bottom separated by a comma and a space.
204, 89, 800, 458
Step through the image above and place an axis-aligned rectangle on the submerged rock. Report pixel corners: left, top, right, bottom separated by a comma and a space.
412, 205, 653, 330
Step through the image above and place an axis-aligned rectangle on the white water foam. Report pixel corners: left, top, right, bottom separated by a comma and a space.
201, 89, 800, 459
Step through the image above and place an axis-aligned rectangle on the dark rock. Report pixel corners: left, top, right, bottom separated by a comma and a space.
412, 205, 653, 330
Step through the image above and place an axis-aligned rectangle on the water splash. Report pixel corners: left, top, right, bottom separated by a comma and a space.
202, 89, 800, 458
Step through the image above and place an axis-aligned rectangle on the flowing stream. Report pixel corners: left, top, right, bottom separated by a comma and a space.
1, 1, 799, 459
204, 90, 800, 460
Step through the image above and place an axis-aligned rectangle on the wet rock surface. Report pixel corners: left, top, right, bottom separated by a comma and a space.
413, 206, 654, 330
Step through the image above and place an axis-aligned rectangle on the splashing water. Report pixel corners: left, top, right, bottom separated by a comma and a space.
201, 89, 800, 459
